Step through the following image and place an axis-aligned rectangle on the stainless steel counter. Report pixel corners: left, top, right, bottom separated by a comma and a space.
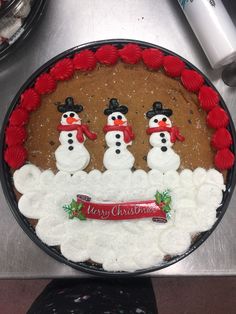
0, 0, 236, 278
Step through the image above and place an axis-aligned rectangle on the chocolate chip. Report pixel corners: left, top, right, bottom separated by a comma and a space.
49, 141, 55, 146
115, 149, 121, 154
68, 146, 74, 151
115, 134, 121, 139
116, 142, 121, 146
160, 133, 165, 137
162, 139, 166, 143
161, 146, 167, 152
68, 133, 73, 137
68, 139, 73, 144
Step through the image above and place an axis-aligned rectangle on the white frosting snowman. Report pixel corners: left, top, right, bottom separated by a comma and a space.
146, 102, 184, 173
55, 97, 97, 173
103, 99, 135, 170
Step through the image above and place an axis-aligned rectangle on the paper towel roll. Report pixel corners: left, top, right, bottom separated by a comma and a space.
178, 0, 236, 68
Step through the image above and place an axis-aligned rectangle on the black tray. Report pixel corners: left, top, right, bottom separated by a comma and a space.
0, 0, 47, 60
1, 39, 236, 277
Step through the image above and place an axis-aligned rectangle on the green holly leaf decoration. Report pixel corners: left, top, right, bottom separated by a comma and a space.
63, 199, 86, 221
163, 196, 171, 205
155, 190, 172, 220
163, 204, 171, 213
155, 191, 162, 204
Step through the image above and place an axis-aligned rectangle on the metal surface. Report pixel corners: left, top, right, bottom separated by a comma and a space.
0, 0, 235, 278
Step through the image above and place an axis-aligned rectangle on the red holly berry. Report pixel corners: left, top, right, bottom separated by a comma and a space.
73, 49, 97, 71
5, 126, 27, 146
211, 128, 232, 150
4, 145, 27, 169
142, 48, 164, 70
9, 107, 29, 126
181, 69, 204, 92
118, 44, 142, 64
214, 148, 235, 170
34, 73, 57, 95
198, 85, 219, 111
50, 58, 74, 81
95, 45, 119, 65
20, 88, 41, 112
207, 107, 229, 129
163, 55, 185, 77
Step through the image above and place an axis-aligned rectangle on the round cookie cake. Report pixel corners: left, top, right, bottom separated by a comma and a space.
1, 40, 235, 274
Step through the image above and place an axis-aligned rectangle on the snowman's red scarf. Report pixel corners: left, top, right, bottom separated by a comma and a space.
103, 125, 135, 143
57, 124, 97, 143
146, 126, 185, 143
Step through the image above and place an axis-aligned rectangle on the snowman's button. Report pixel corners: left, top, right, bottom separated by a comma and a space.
115, 149, 121, 154
68, 139, 73, 144
115, 134, 121, 139
162, 139, 166, 143
68, 146, 74, 151
160, 133, 165, 138
161, 146, 167, 152
68, 133, 73, 137
116, 142, 121, 146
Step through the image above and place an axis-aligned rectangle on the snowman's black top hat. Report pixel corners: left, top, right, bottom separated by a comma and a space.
146, 101, 172, 119
57, 97, 83, 113
104, 98, 128, 116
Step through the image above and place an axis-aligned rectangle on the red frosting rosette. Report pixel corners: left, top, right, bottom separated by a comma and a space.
142, 48, 164, 70
4, 146, 27, 169
119, 43, 142, 64
214, 148, 235, 170
211, 128, 232, 150
181, 69, 204, 92
34, 73, 57, 95
73, 49, 97, 71
9, 107, 29, 126
5, 126, 27, 146
198, 85, 219, 111
50, 58, 74, 81
163, 55, 185, 77
20, 88, 41, 112
95, 45, 119, 65
207, 107, 229, 129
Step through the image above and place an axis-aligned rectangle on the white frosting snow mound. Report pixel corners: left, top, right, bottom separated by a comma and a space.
13, 165, 225, 272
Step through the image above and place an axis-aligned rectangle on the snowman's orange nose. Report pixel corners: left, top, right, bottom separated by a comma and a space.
114, 119, 124, 126
158, 120, 167, 127
66, 117, 79, 124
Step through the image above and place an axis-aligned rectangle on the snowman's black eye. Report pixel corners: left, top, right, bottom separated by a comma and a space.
154, 119, 158, 123
70, 113, 75, 117
63, 114, 68, 118
117, 115, 122, 120
111, 116, 116, 120
162, 117, 167, 122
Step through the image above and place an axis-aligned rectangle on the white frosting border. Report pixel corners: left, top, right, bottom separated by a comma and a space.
13, 164, 225, 272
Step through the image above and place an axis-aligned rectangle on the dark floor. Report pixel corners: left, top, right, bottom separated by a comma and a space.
0, 277, 235, 314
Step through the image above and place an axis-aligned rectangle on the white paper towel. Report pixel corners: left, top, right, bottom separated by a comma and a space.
178, 0, 236, 68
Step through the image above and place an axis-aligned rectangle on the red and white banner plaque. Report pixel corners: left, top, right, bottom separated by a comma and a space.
77, 195, 167, 223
